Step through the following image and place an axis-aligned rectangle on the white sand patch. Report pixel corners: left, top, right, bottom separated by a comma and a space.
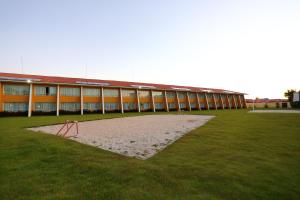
28, 115, 214, 159
249, 110, 300, 113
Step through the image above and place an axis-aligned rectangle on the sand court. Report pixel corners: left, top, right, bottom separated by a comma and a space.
29, 115, 214, 159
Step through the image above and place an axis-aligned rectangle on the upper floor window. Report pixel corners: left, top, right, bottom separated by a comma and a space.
83, 88, 100, 97
178, 92, 186, 99
35, 86, 56, 96
103, 89, 119, 97
189, 93, 196, 99
166, 92, 175, 98
152, 91, 163, 98
60, 87, 80, 96
206, 93, 213, 98
139, 90, 150, 98
198, 93, 205, 98
3, 84, 29, 95
122, 89, 136, 98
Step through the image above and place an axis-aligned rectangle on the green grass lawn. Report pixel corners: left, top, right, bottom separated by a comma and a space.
1, 110, 300, 200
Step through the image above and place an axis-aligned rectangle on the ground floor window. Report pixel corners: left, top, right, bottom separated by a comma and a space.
180, 103, 186, 109
140, 103, 150, 110
155, 103, 164, 110
190, 103, 196, 109
84, 103, 101, 111
208, 103, 214, 108
200, 103, 205, 109
168, 103, 176, 109
35, 103, 56, 112
4, 103, 28, 112
123, 102, 136, 110
105, 103, 119, 111
60, 103, 80, 112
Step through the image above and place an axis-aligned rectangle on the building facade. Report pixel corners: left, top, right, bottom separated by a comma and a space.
0, 72, 247, 117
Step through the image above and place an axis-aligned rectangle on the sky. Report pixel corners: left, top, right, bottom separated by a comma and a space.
0, 0, 299, 99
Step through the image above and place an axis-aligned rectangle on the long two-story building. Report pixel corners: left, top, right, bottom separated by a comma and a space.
0, 72, 246, 117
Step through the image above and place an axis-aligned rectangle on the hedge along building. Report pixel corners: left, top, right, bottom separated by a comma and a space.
0, 72, 247, 117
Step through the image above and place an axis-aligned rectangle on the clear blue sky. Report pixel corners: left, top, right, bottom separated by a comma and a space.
0, 0, 299, 98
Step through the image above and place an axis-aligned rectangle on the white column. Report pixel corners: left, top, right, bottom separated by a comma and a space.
227, 95, 231, 109
220, 94, 225, 109
120, 88, 124, 113
136, 89, 140, 112
28, 83, 33, 117
80, 86, 83, 115
233, 95, 237, 109
164, 91, 169, 112
187, 92, 191, 111
101, 87, 105, 114
238, 95, 243, 108
204, 93, 210, 110
196, 93, 201, 110
176, 91, 181, 111
151, 90, 156, 112
212, 93, 217, 110
56, 85, 60, 116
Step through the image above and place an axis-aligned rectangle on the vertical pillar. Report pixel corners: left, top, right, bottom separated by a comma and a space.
220, 94, 225, 109
164, 91, 169, 112
196, 93, 201, 111
101, 87, 105, 114
204, 93, 210, 110
176, 91, 181, 111
227, 95, 231, 109
120, 88, 124, 113
238, 95, 243, 108
80, 86, 84, 115
242, 95, 247, 108
151, 90, 156, 112
56, 85, 60, 116
187, 92, 191, 111
136, 89, 140, 112
28, 83, 33, 117
233, 95, 237, 109
212, 93, 217, 110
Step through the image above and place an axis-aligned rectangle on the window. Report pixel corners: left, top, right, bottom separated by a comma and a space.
214, 94, 220, 99
209, 103, 214, 108
180, 103, 186, 108
200, 103, 205, 109
139, 91, 150, 98
199, 93, 205, 99
35, 103, 56, 112
168, 103, 176, 109
178, 92, 186, 99
4, 103, 28, 112
83, 88, 100, 97
60, 103, 80, 111
35, 86, 56, 96
189, 93, 196, 99
167, 92, 175, 98
103, 89, 119, 97
152, 91, 163, 98
123, 102, 136, 110
105, 103, 119, 110
206, 93, 213, 98
190, 103, 196, 109
84, 103, 101, 111
140, 103, 150, 110
122, 90, 136, 98
155, 103, 164, 109
3, 85, 29, 95
60, 87, 80, 96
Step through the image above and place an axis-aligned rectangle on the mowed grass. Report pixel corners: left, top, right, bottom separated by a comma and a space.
0, 110, 300, 200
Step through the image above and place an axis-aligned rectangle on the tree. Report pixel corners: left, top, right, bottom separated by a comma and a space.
284, 89, 300, 108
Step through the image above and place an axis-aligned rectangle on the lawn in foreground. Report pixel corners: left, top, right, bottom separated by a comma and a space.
0, 110, 300, 199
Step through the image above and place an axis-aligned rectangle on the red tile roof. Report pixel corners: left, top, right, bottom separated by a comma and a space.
0, 72, 244, 94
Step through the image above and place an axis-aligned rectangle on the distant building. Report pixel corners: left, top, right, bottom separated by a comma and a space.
0, 72, 247, 117
246, 99, 291, 109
